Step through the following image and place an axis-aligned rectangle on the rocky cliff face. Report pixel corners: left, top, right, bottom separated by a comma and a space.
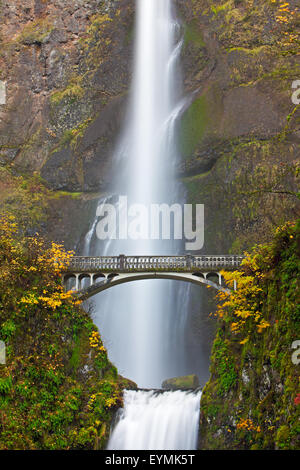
177, 0, 299, 252
1, 0, 298, 249
0, 0, 135, 247
0, 0, 133, 193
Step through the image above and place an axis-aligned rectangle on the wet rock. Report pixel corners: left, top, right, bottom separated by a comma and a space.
241, 368, 250, 386
161, 374, 200, 391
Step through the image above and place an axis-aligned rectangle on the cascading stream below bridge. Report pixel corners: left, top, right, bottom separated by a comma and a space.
108, 389, 201, 451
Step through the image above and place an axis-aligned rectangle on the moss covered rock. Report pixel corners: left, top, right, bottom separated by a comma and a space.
162, 374, 200, 390
199, 220, 300, 450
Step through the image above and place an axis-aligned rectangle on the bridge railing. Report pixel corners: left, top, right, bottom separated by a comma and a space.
63, 255, 244, 273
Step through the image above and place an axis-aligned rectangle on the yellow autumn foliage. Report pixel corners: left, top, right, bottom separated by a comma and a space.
214, 252, 270, 338
237, 418, 261, 433
0, 214, 76, 313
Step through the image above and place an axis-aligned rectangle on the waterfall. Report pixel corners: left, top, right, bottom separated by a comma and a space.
83, 0, 191, 389
108, 390, 201, 450
81, 0, 202, 450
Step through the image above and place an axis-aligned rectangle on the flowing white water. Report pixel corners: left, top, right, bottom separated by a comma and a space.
84, 0, 190, 388
81, 0, 202, 450
108, 390, 201, 450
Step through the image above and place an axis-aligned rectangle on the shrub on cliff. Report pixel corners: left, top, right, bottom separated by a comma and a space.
200, 220, 300, 450
0, 215, 131, 449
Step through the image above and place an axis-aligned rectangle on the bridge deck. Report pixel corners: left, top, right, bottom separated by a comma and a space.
63, 255, 244, 274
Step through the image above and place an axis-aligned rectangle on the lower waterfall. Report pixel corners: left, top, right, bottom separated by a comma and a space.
107, 390, 201, 450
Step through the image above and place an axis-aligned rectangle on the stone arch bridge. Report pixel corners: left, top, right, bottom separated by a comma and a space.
62, 255, 244, 300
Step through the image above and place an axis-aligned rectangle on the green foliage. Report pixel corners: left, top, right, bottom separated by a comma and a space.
50, 78, 85, 107
206, 404, 221, 418
200, 220, 300, 450
275, 425, 290, 449
184, 21, 205, 48
180, 95, 208, 158
56, 118, 93, 151
18, 19, 54, 46
211, 1, 233, 16
0, 320, 16, 340
0, 167, 53, 231
0, 216, 133, 449
0, 376, 12, 395
212, 335, 238, 395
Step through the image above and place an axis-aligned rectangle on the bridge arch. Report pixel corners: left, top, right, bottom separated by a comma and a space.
93, 273, 106, 283
192, 272, 205, 278
206, 272, 222, 285
107, 272, 119, 280
79, 273, 92, 289
63, 271, 232, 301
64, 273, 77, 291
62, 254, 243, 300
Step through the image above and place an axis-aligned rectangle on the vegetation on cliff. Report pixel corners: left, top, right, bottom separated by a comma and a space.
178, 0, 300, 252
0, 215, 134, 450
200, 220, 300, 449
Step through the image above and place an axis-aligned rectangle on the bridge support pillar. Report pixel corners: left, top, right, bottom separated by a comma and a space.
119, 254, 125, 270
75, 274, 80, 291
